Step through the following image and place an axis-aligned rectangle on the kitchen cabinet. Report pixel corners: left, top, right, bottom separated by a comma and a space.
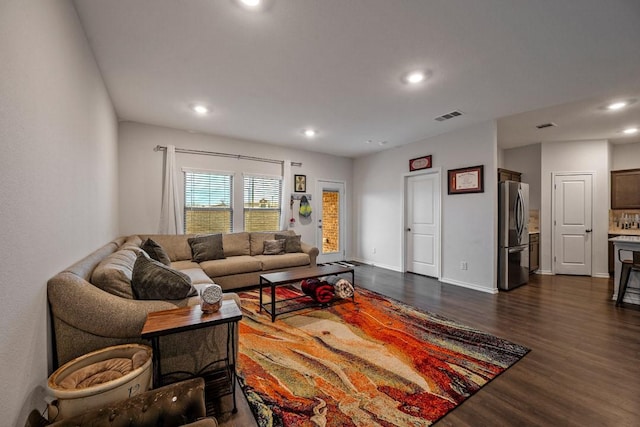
611, 169, 640, 209
498, 168, 521, 182
529, 233, 539, 273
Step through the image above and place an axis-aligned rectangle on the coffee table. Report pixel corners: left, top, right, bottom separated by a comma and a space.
141, 299, 242, 414
259, 265, 355, 322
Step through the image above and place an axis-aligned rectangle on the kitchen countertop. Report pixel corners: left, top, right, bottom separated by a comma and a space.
608, 229, 640, 236
609, 235, 640, 243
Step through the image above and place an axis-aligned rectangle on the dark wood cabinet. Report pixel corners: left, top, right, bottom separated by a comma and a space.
529, 233, 539, 273
498, 168, 522, 182
611, 169, 640, 209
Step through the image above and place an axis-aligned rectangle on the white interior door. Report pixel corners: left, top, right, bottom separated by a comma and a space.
316, 180, 346, 264
405, 172, 440, 277
553, 173, 593, 275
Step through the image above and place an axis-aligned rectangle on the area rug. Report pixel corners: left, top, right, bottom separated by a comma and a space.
236, 286, 529, 427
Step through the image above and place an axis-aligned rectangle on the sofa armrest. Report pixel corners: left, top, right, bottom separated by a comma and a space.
301, 242, 319, 267
48, 272, 182, 338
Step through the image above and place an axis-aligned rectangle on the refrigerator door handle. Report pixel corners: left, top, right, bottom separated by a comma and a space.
515, 189, 524, 241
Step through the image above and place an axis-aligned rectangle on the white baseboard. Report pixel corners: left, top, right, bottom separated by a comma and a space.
537, 270, 554, 275
351, 258, 403, 272
440, 277, 498, 294
592, 273, 611, 279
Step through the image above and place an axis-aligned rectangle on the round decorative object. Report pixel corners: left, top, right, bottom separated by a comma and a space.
200, 284, 223, 313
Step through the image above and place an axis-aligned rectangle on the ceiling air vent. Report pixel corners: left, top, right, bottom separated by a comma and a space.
536, 122, 557, 129
434, 110, 463, 122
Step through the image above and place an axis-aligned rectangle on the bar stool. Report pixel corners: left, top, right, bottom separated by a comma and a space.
616, 249, 640, 306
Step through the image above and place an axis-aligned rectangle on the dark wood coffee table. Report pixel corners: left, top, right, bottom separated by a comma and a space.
141, 299, 242, 414
259, 265, 355, 322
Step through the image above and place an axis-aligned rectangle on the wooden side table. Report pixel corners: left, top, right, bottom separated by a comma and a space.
141, 299, 242, 414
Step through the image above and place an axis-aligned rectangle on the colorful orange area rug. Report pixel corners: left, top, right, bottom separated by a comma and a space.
237, 287, 529, 426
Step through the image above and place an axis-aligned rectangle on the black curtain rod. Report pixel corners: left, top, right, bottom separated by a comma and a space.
154, 145, 302, 167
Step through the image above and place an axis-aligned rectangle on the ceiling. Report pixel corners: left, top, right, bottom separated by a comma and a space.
73, 0, 640, 157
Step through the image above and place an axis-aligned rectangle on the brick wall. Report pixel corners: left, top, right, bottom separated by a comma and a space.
322, 191, 339, 253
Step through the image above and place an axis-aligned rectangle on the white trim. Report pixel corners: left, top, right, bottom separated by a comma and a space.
401, 167, 442, 280
440, 277, 499, 294
181, 167, 235, 176
242, 172, 283, 180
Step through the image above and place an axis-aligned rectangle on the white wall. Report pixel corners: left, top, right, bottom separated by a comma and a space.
118, 122, 353, 254
503, 143, 542, 210
611, 142, 640, 170
354, 121, 499, 293
539, 140, 609, 277
0, 1, 118, 425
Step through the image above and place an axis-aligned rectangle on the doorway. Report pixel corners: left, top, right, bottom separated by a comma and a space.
404, 171, 441, 278
316, 180, 346, 264
552, 172, 593, 275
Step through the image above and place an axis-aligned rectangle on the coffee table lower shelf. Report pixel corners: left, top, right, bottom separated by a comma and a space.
259, 265, 355, 322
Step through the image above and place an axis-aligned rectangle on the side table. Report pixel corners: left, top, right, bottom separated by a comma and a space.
141, 299, 242, 414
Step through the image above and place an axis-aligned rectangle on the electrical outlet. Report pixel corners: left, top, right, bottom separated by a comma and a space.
372, 247, 377, 254
460, 261, 468, 270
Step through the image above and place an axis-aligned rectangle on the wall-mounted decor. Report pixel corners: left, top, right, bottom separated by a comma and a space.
409, 155, 432, 171
294, 174, 306, 192
448, 165, 484, 195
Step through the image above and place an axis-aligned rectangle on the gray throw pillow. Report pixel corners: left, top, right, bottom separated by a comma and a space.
275, 233, 302, 253
263, 239, 285, 255
131, 253, 196, 300
141, 238, 171, 266
188, 234, 225, 263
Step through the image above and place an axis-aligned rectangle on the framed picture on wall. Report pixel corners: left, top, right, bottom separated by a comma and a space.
448, 165, 484, 195
294, 174, 306, 192
409, 155, 432, 171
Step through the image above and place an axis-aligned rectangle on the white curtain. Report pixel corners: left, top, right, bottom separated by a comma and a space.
158, 145, 184, 234
280, 160, 292, 231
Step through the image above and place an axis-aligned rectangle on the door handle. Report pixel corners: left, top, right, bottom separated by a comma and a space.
585, 229, 592, 233
406, 228, 411, 232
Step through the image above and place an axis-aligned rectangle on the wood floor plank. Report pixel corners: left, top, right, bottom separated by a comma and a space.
217, 266, 640, 426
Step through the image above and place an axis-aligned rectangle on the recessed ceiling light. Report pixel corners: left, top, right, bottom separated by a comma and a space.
191, 104, 209, 115
622, 127, 638, 135
608, 101, 628, 111
303, 128, 317, 138
238, 0, 262, 9
403, 70, 426, 85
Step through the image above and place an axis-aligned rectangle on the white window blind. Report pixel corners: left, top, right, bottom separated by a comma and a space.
244, 175, 282, 232
184, 171, 233, 234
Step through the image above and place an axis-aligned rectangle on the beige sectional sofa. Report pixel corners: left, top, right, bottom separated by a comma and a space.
47, 230, 318, 374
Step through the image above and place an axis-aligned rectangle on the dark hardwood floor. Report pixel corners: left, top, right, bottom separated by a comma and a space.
218, 266, 640, 427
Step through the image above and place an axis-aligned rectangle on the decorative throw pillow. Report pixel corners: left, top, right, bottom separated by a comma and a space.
141, 238, 171, 266
131, 253, 196, 300
263, 239, 285, 255
275, 233, 303, 253
188, 234, 225, 263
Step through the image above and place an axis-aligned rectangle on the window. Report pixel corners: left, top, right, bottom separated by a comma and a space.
244, 175, 282, 232
184, 171, 233, 234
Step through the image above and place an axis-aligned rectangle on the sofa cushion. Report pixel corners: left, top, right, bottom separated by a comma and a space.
222, 232, 250, 257
138, 234, 195, 262
180, 268, 215, 285
249, 232, 277, 256
188, 234, 225, 263
263, 239, 285, 255
91, 247, 142, 299
131, 253, 197, 300
200, 255, 263, 278
254, 253, 311, 270
275, 233, 302, 253
171, 260, 201, 270
141, 238, 171, 266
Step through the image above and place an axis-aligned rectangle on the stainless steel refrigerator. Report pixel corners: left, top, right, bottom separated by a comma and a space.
498, 181, 529, 290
